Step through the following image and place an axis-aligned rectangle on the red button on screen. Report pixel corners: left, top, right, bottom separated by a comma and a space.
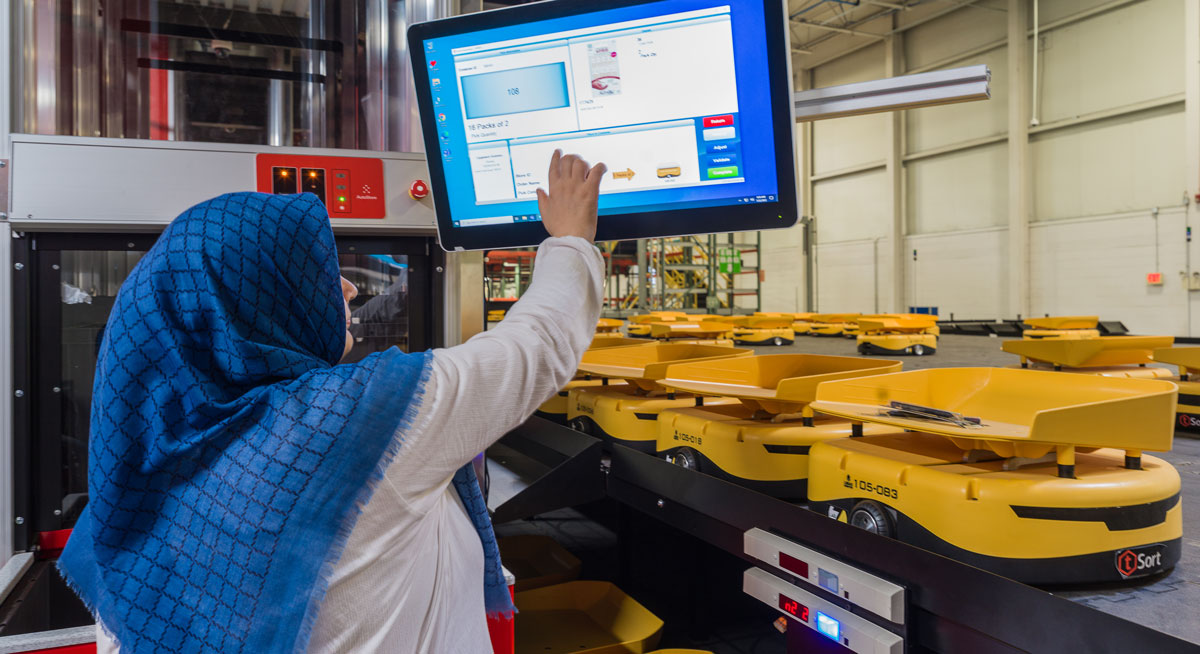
703, 115, 734, 127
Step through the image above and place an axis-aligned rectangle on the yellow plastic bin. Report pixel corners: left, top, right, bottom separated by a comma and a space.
498, 535, 583, 593
515, 581, 664, 654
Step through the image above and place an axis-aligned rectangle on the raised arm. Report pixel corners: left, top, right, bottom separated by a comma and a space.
388, 151, 607, 492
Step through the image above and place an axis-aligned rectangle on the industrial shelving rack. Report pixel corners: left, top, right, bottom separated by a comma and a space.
596, 233, 763, 317
651, 232, 762, 314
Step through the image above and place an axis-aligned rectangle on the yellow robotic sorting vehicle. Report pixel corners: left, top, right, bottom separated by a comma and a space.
806, 368, 1181, 584
596, 318, 625, 334
856, 316, 939, 356
1002, 335, 1175, 379
655, 354, 902, 499
535, 335, 642, 424
727, 315, 796, 346
787, 312, 817, 336
1151, 346, 1200, 436
841, 315, 884, 339
808, 313, 861, 337
1022, 315, 1101, 340
567, 342, 752, 452
625, 312, 692, 337
649, 321, 737, 347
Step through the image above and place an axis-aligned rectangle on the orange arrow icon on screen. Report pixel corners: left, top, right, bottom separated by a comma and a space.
613, 168, 636, 180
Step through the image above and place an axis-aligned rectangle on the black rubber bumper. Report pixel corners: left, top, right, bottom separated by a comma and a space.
565, 415, 657, 454
811, 499, 1181, 585
857, 342, 936, 356
660, 446, 808, 501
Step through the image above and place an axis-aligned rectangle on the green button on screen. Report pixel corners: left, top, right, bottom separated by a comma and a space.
707, 166, 739, 179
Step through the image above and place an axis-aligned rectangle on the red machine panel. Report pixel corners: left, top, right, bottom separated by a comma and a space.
255, 154, 386, 219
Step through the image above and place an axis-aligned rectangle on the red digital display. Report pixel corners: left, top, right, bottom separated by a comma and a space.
780, 551, 810, 578
778, 593, 809, 622
255, 154, 387, 219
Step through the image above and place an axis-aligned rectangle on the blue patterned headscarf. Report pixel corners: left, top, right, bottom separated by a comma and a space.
58, 192, 514, 654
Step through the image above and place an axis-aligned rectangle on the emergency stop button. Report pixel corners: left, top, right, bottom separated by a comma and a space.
409, 180, 429, 200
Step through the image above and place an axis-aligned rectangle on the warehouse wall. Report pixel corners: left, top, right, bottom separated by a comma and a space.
782, 0, 1198, 335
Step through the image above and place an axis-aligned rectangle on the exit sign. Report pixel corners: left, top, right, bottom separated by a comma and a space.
1147, 272, 1163, 285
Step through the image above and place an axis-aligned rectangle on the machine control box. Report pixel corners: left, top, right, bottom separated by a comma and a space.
9, 136, 434, 233
745, 528, 905, 624
256, 154, 386, 218
744, 568, 903, 654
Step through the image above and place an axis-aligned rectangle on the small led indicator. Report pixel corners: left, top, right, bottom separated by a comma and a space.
338, 196, 347, 202
815, 612, 840, 641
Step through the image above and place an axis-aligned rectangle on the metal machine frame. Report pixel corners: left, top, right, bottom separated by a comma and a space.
0, 136, 459, 649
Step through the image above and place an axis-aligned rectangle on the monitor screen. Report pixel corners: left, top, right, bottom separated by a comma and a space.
409, 0, 797, 250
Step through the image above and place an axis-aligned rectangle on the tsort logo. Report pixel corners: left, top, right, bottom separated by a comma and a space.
1115, 544, 1165, 578
1178, 413, 1200, 430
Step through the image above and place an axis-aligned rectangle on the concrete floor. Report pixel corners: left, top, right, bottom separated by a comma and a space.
491, 333, 1200, 651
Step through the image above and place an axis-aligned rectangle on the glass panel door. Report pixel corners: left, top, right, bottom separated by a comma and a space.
15, 234, 432, 537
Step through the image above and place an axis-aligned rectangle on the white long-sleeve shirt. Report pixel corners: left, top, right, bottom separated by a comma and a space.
96, 236, 604, 654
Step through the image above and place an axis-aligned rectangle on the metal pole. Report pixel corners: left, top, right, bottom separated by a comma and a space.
636, 239, 648, 312
884, 28, 905, 313
304, 0, 328, 147
657, 239, 665, 310
0, 0, 13, 153
1185, 0, 1200, 335
1007, 0, 1032, 319
793, 64, 990, 122
267, 52, 293, 147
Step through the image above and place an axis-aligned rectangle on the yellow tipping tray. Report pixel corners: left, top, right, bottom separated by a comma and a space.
1152, 346, 1200, 377
514, 581, 663, 654
811, 368, 1178, 474
735, 315, 794, 329
628, 312, 691, 324
578, 342, 752, 391
1024, 315, 1099, 330
649, 321, 735, 340
811, 312, 861, 324
596, 318, 624, 333
703, 315, 793, 329
590, 335, 644, 349
661, 354, 902, 415
1002, 335, 1174, 368
858, 317, 937, 334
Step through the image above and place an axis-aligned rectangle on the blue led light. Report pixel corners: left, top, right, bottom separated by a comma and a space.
816, 612, 841, 641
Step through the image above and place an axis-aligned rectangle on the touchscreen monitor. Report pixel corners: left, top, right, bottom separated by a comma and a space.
409, 0, 797, 250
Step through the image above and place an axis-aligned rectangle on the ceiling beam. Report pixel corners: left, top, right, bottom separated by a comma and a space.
791, 18, 888, 40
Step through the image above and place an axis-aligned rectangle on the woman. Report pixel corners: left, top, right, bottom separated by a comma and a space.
60, 151, 608, 653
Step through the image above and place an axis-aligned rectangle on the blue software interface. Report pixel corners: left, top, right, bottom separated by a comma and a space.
422, 0, 780, 228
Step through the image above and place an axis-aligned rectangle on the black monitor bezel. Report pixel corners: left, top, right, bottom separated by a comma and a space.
408, 0, 798, 251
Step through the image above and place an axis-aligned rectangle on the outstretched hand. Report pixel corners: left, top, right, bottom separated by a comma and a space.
536, 149, 607, 242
